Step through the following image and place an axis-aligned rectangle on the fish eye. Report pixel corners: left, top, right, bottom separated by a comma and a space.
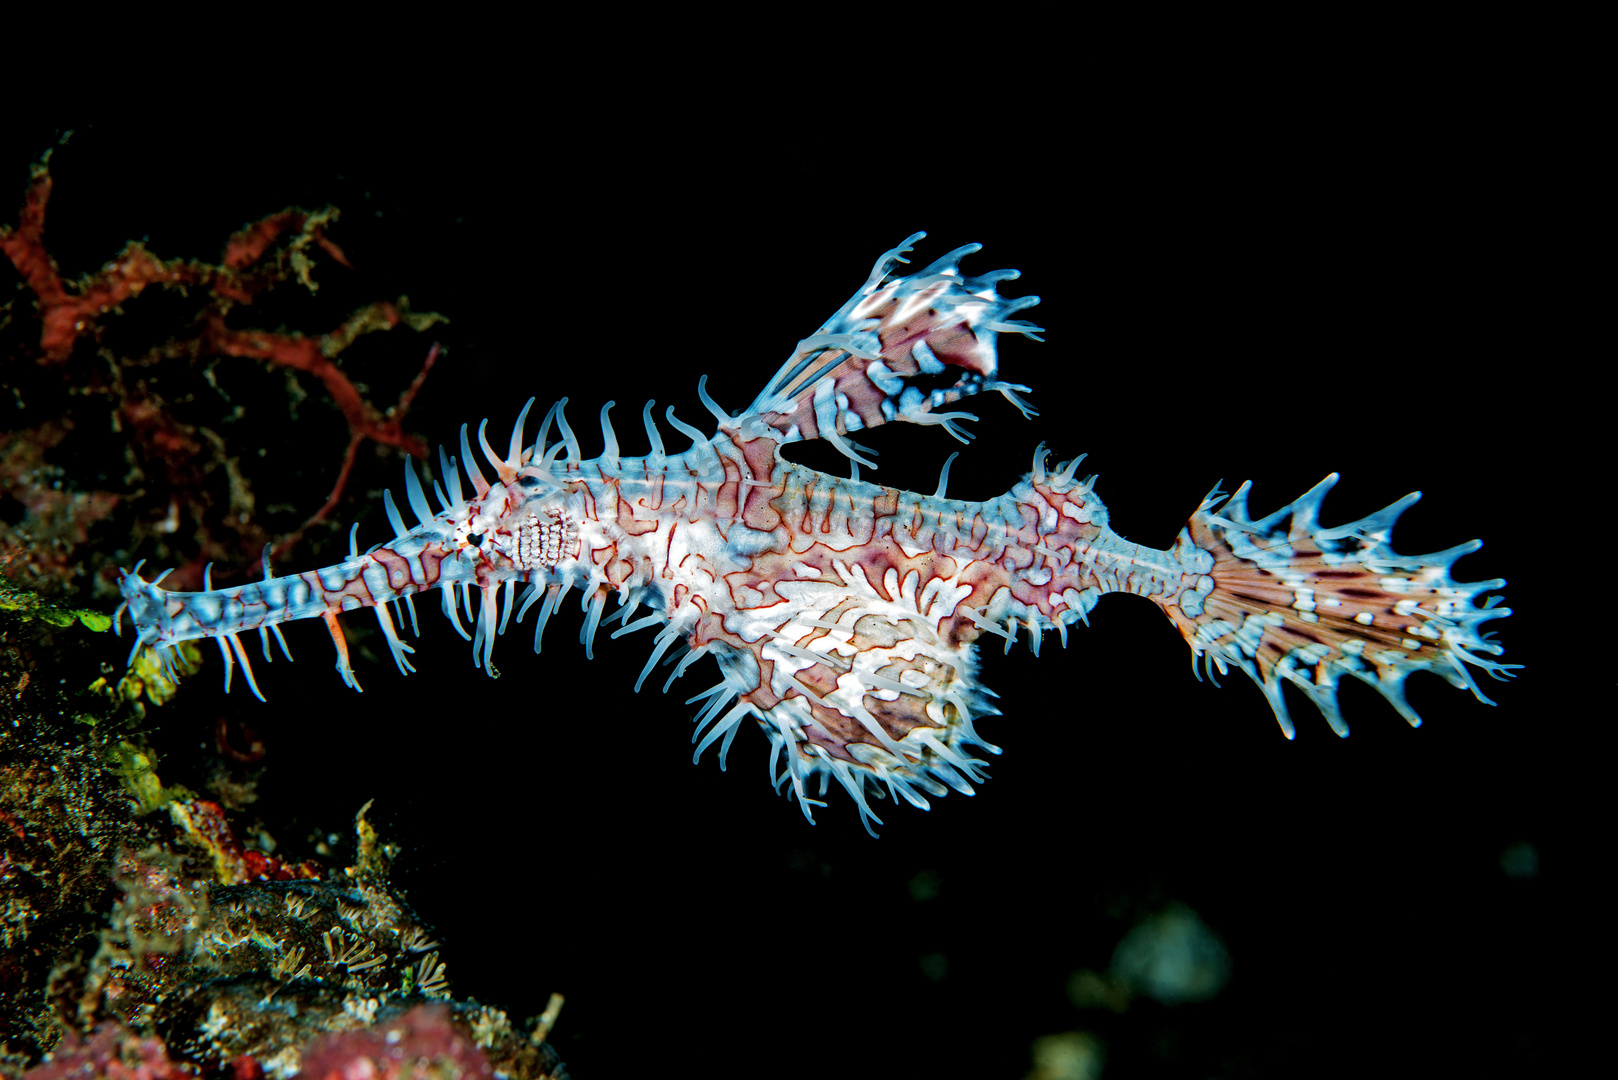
518, 476, 542, 489
467, 532, 484, 546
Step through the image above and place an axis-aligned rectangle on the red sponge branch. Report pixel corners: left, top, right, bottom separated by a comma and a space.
1, 150, 449, 581
200, 312, 433, 460
0, 165, 208, 362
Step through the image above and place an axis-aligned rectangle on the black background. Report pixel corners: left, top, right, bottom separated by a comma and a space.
3, 103, 1572, 1078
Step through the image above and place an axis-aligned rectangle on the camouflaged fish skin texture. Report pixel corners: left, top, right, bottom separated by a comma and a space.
119, 234, 1518, 834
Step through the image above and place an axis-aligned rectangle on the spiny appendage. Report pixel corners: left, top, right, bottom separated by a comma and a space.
116, 556, 297, 704
740, 233, 1044, 467
765, 675, 1002, 841
1165, 473, 1519, 739
456, 394, 724, 673
110, 391, 732, 701
113, 401, 552, 699
678, 561, 1004, 837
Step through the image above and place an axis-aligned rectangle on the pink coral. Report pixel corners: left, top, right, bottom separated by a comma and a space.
294, 1007, 492, 1080
24, 1024, 196, 1080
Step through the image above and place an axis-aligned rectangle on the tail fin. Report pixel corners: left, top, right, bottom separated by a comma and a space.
1154, 474, 1518, 738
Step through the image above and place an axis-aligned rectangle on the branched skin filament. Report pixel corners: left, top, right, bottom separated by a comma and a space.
118, 234, 1517, 835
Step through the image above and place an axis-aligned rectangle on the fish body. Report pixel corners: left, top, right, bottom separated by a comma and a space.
118, 234, 1517, 834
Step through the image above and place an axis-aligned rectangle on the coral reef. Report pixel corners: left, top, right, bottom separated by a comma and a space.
0, 634, 568, 1078
20, 1023, 197, 1080
1, 145, 566, 1079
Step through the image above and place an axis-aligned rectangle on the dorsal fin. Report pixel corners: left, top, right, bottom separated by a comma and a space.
739, 233, 1043, 465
